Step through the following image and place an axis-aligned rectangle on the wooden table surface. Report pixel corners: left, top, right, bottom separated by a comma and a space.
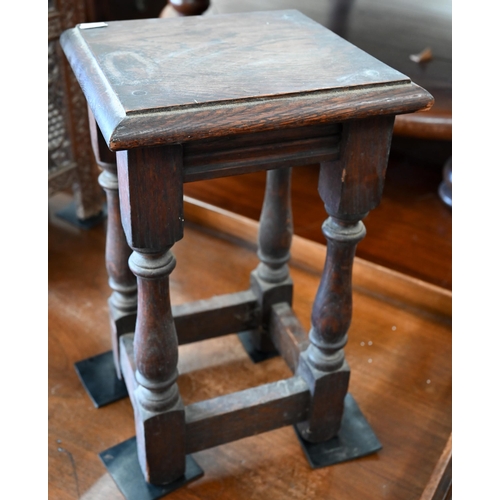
49, 192, 451, 500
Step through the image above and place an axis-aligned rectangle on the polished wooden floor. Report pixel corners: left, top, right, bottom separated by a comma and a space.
48, 192, 451, 500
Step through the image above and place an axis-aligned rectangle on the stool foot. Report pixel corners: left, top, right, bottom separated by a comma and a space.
55, 200, 107, 229
74, 351, 128, 407
237, 331, 279, 363
293, 394, 381, 468
100, 437, 203, 500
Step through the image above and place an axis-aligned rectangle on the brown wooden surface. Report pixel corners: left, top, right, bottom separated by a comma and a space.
269, 303, 309, 372
182, 123, 341, 182
72, 11, 409, 111
202, 0, 452, 140
60, 11, 432, 150
49, 191, 451, 499
420, 434, 452, 500
173, 290, 259, 344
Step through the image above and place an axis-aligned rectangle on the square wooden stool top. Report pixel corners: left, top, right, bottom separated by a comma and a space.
61, 10, 432, 152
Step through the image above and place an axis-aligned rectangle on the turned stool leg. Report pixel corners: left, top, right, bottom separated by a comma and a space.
88, 113, 137, 378
128, 249, 185, 484
117, 145, 186, 485
247, 167, 293, 358
297, 116, 394, 443
296, 216, 365, 441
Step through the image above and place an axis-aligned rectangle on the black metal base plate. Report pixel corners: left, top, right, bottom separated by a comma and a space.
55, 200, 107, 229
100, 437, 204, 500
74, 350, 128, 408
294, 393, 382, 468
237, 330, 279, 363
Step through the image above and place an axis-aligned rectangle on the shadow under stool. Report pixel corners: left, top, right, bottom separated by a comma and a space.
60, 10, 433, 499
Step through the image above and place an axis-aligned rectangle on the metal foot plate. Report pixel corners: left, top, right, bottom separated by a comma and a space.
237, 330, 279, 363
294, 393, 382, 468
74, 350, 128, 408
100, 437, 204, 500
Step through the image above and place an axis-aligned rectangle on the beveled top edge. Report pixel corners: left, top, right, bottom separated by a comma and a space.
60, 27, 126, 143
108, 81, 434, 150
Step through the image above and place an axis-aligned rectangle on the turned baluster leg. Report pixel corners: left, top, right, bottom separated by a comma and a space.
250, 167, 293, 353
88, 111, 137, 378
297, 116, 394, 442
117, 145, 185, 485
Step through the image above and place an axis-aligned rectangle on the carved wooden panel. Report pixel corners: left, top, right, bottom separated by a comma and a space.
48, 0, 104, 219
48, 37, 74, 181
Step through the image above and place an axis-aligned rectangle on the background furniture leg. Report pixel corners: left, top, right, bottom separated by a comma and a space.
240, 168, 294, 362
74, 114, 137, 407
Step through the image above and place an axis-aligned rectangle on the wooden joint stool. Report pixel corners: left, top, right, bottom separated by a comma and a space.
61, 10, 433, 499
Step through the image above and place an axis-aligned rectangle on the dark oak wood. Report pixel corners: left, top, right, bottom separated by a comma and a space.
296, 117, 394, 443
182, 196, 452, 321
203, 0, 451, 141
173, 290, 259, 345
60, 11, 432, 150
249, 167, 294, 352
121, 333, 309, 454
318, 117, 394, 218
269, 303, 309, 373
128, 248, 186, 485
59, 10, 434, 489
88, 110, 137, 376
67, 12, 410, 112
115, 289, 260, 348
185, 377, 310, 453
183, 124, 341, 181
117, 146, 184, 252
117, 145, 187, 484
49, 192, 451, 500
255, 168, 293, 285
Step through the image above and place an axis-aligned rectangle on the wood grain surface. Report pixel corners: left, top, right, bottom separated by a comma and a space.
49, 192, 451, 500
203, 0, 452, 140
59, 10, 432, 149
73, 11, 409, 111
